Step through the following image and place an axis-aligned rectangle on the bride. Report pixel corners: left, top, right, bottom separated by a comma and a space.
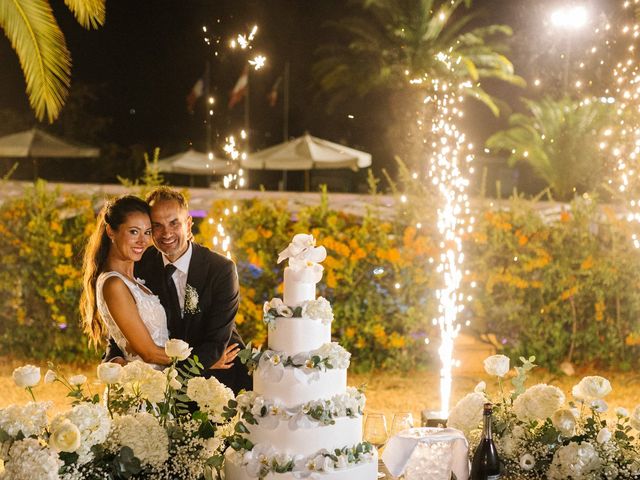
80, 195, 232, 368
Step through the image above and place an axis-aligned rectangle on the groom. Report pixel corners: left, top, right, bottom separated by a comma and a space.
105, 186, 251, 394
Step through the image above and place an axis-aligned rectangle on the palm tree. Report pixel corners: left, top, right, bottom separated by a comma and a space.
312, 0, 524, 168
485, 96, 618, 200
0, 0, 105, 123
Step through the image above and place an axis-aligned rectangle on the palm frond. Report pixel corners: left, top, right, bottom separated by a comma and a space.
63, 0, 105, 29
0, 0, 71, 122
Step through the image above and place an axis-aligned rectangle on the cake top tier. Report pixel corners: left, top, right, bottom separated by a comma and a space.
278, 234, 327, 306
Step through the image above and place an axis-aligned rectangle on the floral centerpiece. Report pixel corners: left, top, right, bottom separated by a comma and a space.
0, 339, 235, 480
449, 354, 640, 479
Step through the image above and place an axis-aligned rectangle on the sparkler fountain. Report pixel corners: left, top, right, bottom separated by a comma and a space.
415, 69, 474, 419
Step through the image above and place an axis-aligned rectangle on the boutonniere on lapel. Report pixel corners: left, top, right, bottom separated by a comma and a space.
184, 284, 201, 314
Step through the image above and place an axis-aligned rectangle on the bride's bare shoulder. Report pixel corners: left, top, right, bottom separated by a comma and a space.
102, 275, 134, 304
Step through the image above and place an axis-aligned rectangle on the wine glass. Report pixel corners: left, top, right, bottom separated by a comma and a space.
364, 413, 388, 449
390, 412, 414, 436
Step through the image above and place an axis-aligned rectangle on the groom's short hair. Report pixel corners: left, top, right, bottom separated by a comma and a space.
146, 187, 189, 212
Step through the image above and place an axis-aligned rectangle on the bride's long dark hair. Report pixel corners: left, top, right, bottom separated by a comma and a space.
80, 195, 150, 348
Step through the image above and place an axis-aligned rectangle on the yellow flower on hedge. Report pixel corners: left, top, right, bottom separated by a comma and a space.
356, 337, 367, 349
50, 221, 62, 234
388, 332, 406, 349
625, 333, 640, 346
403, 226, 416, 248
560, 286, 578, 300
326, 271, 337, 289
63, 243, 72, 258
581, 256, 593, 270
257, 226, 273, 238
351, 248, 366, 261
344, 327, 356, 340
595, 300, 605, 321
372, 325, 387, 344
242, 229, 259, 243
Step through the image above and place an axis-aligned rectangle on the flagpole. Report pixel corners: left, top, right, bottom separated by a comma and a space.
244, 69, 250, 152
282, 61, 290, 190
283, 61, 290, 142
205, 60, 212, 155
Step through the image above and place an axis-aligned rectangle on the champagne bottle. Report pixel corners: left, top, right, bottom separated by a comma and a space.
470, 403, 501, 480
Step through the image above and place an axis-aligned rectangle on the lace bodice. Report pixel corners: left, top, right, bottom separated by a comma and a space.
96, 271, 169, 363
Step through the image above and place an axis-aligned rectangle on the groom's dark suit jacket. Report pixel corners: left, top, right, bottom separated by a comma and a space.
105, 242, 251, 394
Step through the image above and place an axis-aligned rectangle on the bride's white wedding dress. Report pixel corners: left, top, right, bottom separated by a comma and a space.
96, 271, 169, 363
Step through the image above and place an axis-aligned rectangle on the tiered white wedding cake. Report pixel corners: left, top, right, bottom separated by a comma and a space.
225, 234, 377, 479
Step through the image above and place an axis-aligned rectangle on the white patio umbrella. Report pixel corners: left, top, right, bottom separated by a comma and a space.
0, 128, 100, 179
0, 128, 100, 158
157, 149, 235, 176
242, 133, 372, 172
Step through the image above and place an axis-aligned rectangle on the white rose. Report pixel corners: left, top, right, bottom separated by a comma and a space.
49, 419, 81, 452
589, 399, 608, 413
630, 406, 640, 430
44, 369, 57, 384
97, 362, 122, 384
519, 453, 535, 471
12, 365, 41, 388
69, 375, 87, 386
164, 339, 192, 360
596, 427, 611, 444
474, 381, 486, 393
483, 354, 510, 377
615, 407, 629, 417
572, 376, 612, 400
552, 409, 577, 437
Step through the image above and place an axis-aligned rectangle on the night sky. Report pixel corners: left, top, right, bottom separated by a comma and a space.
0, 0, 623, 189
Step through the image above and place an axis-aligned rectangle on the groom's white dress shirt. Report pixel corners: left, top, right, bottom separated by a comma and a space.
162, 242, 193, 316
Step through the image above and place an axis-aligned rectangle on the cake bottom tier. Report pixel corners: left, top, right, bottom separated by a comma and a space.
224, 450, 378, 480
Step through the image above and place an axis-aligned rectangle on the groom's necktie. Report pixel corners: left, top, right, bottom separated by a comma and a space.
164, 264, 183, 338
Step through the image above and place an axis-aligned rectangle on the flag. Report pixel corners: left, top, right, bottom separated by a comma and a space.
267, 76, 282, 107
186, 77, 204, 114
228, 66, 249, 109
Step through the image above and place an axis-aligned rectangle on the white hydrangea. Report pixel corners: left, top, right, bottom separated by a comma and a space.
513, 384, 565, 422
51, 402, 111, 465
0, 401, 51, 438
186, 376, 234, 423
301, 297, 334, 324
552, 408, 578, 437
547, 441, 601, 479
630, 406, 640, 431
447, 392, 486, 434
119, 360, 166, 403
499, 425, 525, 457
316, 342, 350, 369
109, 412, 169, 468
1, 438, 62, 480
572, 376, 612, 401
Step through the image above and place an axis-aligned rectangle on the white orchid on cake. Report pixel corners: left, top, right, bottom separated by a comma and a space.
448, 354, 640, 479
277, 233, 327, 265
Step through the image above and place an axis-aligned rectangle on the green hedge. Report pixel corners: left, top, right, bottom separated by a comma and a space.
0, 182, 639, 370
0, 181, 98, 362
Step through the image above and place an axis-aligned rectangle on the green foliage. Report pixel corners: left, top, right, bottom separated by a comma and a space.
118, 147, 165, 198
0, 0, 105, 122
465, 194, 640, 368
1, 180, 639, 371
0, 180, 98, 362
486, 96, 620, 200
